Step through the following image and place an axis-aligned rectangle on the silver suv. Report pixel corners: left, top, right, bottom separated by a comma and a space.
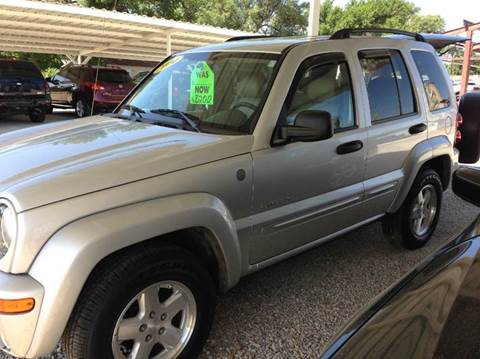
0, 29, 461, 358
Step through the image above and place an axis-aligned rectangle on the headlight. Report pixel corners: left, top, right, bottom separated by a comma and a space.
0, 203, 16, 258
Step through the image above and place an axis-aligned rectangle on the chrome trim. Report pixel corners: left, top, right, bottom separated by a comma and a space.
366, 181, 398, 197
273, 195, 363, 229
249, 214, 384, 272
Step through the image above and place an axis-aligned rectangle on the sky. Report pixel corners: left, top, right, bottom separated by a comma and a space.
332, 0, 480, 31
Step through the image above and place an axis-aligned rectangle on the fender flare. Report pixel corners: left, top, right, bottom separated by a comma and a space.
388, 135, 453, 213
26, 192, 241, 357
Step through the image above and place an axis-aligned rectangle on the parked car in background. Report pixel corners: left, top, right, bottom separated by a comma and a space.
0, 58, 51, 122
452, 80, 480, 100
0, 29, 466, 358
321, 93, 480, 359
132, 70, 150, 84
47, 65, 135, 117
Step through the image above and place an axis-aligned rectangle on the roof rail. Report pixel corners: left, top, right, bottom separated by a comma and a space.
330, 28, 425, 42
226, 35, 275, 42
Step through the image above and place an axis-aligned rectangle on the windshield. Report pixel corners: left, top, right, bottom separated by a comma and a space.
119, 52, 280, 134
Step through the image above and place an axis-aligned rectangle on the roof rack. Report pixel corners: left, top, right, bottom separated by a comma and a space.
226, 35, 276, 42
330, 28, 425, 42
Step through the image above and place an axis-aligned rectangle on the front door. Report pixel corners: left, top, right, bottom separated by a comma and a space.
50, 68, 74, 104
249, 53, 368, 264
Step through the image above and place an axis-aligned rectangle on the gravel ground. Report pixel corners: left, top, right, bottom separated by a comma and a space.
0, 116, 478, 358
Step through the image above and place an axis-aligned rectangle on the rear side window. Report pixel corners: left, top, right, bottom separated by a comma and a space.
0, 60, 42, 79
411, 50, 451, 111
359, 50, 416, 122
97, 69, 132, 83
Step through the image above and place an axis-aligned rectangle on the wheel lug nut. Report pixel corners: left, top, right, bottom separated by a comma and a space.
149, 311, 156, 319
161, 313, 167, 321
158, 327, 165, 335
145, 335, 152, 342
139, 324, 147, 332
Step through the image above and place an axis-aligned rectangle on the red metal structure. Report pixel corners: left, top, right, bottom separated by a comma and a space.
445, 20, 480, 96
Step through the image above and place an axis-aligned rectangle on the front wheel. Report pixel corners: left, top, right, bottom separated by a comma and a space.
382, 168, 443, 249
63, 244, 216, 359
29, 108, 46, 123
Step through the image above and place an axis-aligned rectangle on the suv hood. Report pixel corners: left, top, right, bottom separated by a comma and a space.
0, 116, 253, 211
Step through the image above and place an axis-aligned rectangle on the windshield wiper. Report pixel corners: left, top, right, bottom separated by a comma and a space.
150, 108, 200, 133
118, 104, 145, 120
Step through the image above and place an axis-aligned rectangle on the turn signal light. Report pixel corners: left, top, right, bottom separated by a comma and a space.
0, 298, 35, 314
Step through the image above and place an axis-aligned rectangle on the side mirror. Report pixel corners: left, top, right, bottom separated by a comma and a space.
280, 110, 333, 143
453, 167, 480, 207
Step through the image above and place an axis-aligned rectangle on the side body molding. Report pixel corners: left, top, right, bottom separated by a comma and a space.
26, 193, 241, 357
388, 135, 454, 213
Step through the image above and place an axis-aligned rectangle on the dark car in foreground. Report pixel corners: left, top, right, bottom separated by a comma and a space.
48, 65, 135, 117
321, 93, 480, 359
0, 58, 51, 122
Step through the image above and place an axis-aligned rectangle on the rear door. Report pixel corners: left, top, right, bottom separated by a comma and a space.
359, 49, 427, 214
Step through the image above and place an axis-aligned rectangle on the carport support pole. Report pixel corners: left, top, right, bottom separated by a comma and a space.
308, 0, 321, 36
166, 33, 172, 56
460, 27, 473, 97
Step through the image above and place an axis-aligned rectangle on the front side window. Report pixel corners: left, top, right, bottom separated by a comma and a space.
286, 57, 355, 130
121, 52, 279, 134
411, 50, 451, 111
360, 49, 416, 122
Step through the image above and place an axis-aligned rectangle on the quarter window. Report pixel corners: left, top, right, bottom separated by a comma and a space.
411, 50, 451, 111
286, 56, 355, 130
359, 50, 416, 122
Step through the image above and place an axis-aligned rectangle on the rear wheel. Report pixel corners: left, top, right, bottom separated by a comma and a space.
382, 168, 442, 249
75, 98, 90, 118
63, 244, 216, 359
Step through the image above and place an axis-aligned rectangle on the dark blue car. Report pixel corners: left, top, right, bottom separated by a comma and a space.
0, 58, 51, 122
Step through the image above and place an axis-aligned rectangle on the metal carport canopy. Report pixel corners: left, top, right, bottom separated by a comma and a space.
0, 0, 253, 63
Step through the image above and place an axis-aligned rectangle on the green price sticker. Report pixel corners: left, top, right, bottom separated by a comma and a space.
190, 62, 214, 105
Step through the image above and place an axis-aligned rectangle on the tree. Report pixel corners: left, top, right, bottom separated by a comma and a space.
319, 0, 445, 35
79, 0, 308, 35
407, 14, 445, 33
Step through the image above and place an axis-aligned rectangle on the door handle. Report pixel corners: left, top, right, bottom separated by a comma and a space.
409, 123, 427, 134
337, 140, 363, 155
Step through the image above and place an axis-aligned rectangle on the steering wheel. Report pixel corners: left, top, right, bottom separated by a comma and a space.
231, 102, 257, 112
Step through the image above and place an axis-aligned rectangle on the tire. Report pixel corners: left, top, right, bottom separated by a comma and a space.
29, 109, 46, 123
63, 243, 216, 359
382, 168, 443, 249
458, 92, 480, 163
75, 98, 90, 118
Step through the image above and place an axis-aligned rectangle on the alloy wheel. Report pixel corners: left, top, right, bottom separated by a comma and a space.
112, 281, 197, 359
409, 184, 438, 237
76, 99, 85, 117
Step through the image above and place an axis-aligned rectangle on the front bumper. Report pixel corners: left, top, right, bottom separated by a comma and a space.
0, 271, 44, 358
